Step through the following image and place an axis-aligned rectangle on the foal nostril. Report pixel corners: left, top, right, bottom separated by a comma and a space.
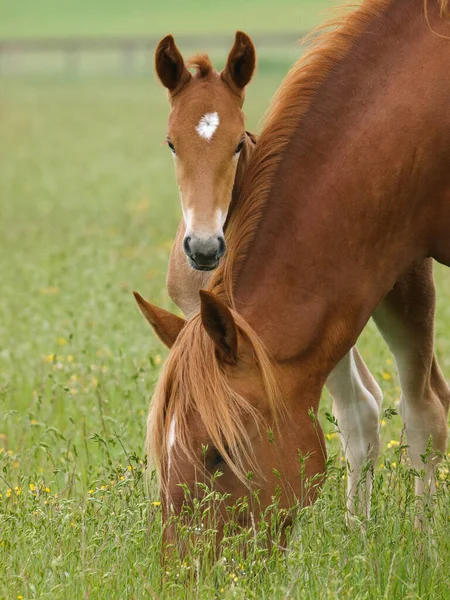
183, 236, 193, 258
216, 236, 226, 259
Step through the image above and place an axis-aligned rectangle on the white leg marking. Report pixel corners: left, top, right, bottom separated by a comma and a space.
195, 112, 220, 140
373, 301, 448, 500
326, 348, 382, 520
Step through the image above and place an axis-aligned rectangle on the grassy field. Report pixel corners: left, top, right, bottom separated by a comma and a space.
1, 2, 450, 598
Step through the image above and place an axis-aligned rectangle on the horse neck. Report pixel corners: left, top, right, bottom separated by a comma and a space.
234, 0, 450, 372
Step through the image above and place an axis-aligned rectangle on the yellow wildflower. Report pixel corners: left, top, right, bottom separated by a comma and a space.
127, 465, 133, 471
6, 489, 12, 498
29, 483, 36, 492
387, 440, 400, 449
382, 372, 392, 381
381, 419, 387, 427
151, 501, 161, 507
326, 432, 338, 440
44, 354, 55, 362
438, 467, 448, 480
67, 355, 74, 362
14, 486, 22, 496
44, 487, 51, 493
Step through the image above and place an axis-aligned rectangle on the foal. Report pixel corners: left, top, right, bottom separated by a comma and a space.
155, 32, 257, 318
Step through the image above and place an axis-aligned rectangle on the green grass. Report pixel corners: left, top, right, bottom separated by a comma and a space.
0, 0, 339, 39
1, 49, 450, 600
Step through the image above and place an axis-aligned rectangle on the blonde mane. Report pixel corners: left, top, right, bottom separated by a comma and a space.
147, 309, 280, 486
149, 0, 450, 486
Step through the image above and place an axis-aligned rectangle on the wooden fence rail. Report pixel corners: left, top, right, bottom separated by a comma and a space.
0, 33, 306, 76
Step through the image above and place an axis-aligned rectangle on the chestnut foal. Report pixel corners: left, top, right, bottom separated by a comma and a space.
138, 0, 450, 543
154, 32, 257, 317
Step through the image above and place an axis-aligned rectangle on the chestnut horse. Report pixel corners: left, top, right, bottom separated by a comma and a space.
154, 33, 258, 317
136, 0, 450, 542
155, 32, 256, 286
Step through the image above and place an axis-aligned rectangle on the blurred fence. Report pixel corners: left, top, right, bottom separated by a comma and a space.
0, 32, 306, 76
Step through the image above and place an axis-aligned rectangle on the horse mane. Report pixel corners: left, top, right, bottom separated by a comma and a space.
147, 309, 281, 487
149, 0, 449, 488
440, 0, 450, 15
186, 53, 214, 78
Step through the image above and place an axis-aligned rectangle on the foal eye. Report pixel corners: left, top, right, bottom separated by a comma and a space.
234, 140, 244, 155
167, 140, 176, 154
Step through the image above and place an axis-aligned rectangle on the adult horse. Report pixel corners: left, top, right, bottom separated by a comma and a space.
136, 0, 450, 541
154, 32, 257, 317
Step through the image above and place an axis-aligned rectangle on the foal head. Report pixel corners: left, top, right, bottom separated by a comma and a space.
155, 32, 256, 271
134, 291, 326, 546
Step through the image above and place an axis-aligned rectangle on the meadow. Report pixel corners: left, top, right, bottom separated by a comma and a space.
1, 1, 450, 598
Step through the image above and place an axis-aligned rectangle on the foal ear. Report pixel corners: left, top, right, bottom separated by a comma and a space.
221, 31, 256, 93
200, 290, 238, 364
155, 34, 191, 94
133, 291, 186, 349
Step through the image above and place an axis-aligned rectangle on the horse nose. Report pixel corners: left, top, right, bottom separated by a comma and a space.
183, 235, 193, 258
183, 235, 226, 270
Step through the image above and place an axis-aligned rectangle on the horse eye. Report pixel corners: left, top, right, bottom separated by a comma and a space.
214, 451, 224, 465
213, 449, 227, 466
235, 140, 244, 155
167, 140, 176, 154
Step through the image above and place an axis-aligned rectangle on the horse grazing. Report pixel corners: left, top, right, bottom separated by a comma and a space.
155, 31, 256, 296
136, 0, 450, 543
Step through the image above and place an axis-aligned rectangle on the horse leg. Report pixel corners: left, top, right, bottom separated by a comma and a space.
326, 347, 382, 519
373, 258, 450, 498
